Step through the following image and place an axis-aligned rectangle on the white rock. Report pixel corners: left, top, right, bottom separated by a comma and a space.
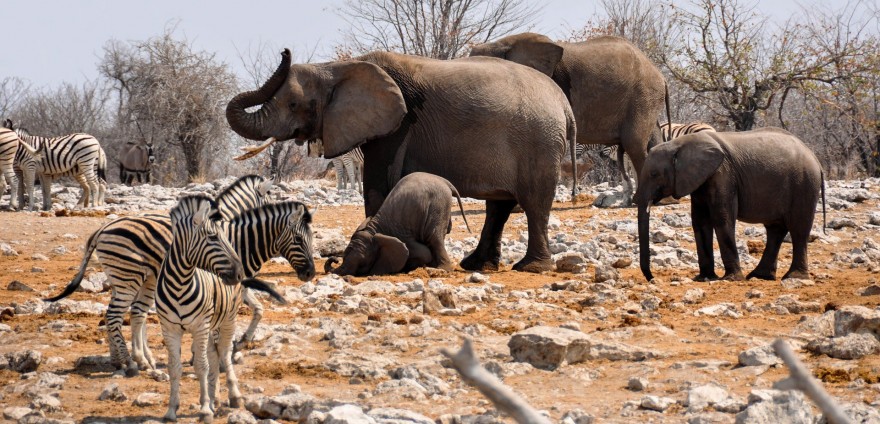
627, 377, 648, 391
466, 272, 489, 283
132, 392, 162, 407
683, 288, 706, 304
695, 303, 742, 319
640, 395, 676, 412
0, 243, 18, 256
738, 344, 781, 366
325, 404, 377, 424
687, 384, 729, 411
736, 390, 815, 424
805, 333, 880, 359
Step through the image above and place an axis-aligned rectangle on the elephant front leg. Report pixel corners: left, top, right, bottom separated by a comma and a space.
711, 204, 743, 281
692, 199, 719, 281
747, 224, 786, 280
461, 200, 516, 271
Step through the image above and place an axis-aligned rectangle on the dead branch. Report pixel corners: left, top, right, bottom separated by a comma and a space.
441, 338, 551, 424
772, 339, 852, 424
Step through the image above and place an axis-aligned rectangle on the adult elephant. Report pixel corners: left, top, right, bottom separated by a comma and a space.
470, 33, 670, 196
226, 49, 576, 273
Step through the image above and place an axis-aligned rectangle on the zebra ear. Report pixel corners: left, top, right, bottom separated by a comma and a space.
258, 180, 273, 197
192, 201, 213, 227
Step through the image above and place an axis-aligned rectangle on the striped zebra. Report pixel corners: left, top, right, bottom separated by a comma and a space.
11, 127, 104, 210
307, 141, 363, 193
154, 195, 246, 422
660, 122, 716, 141
0, 125, 21, 209
45, 175, 315, 376
14, 142, 108, 210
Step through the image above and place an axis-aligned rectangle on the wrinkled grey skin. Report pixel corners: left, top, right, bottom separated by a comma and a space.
470, 33, 669, 194
119, 142, 155, 185
326, 172, 470, 276
636, 128, 825, 282
226, 49, 576, 273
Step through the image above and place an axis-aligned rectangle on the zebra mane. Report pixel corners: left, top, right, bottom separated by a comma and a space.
232, 200, 311, 225
217, 175, 265, 199
216, 174, 271, 219
171, 194, 220, 223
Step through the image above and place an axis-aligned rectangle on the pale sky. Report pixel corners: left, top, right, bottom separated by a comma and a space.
3, 0, 814, 88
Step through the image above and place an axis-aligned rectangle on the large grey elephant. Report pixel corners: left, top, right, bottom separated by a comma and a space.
470, 33, 669, 195
325, 172, 470, 276
226, 49, 576, 273
636, 128, 825, 282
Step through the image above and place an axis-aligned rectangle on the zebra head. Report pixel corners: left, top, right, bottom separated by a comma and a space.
170, 195, 245, 285
274, 203, 316, 281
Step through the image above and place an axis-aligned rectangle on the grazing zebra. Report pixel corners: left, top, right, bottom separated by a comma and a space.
14, 142, 108, 209
660, 122, 716, 141
307, 141, 363, 193
119, 141, 156, 185
0, 125, 21, 209
12, 127, 104, 210
45, 176, 315, 376
154, 195, 246, 422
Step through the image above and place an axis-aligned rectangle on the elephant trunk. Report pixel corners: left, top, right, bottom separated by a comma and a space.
226, 48, 292, 140
324, 256, 356, 276
324, 256, 340, 274
638, 201, 653, 281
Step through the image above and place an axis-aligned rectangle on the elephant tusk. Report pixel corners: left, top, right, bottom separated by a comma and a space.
233, 137, 277, 161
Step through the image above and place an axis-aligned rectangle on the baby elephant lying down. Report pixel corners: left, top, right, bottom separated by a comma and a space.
326, 172, 470, 276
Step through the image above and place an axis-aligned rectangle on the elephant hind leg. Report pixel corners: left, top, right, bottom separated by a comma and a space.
782, 221, 812, 280
747, 223, 786, 280
427, 236, 453, 271
403, 239, 433, 272
461, 199, 517, 271
512, 193, 553, 273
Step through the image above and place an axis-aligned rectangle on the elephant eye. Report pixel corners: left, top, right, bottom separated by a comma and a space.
289, 102, 297, 110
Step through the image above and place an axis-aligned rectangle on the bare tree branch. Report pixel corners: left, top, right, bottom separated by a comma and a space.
772, 339, 852, 424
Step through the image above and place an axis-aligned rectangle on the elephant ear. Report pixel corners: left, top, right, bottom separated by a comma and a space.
370, 234, 409, 275
673, 135, 725, 198
506, 38, 564, 77
323, 61, 407, 159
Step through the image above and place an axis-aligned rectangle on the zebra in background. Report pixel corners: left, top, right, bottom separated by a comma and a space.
307, 141, 363, 193
0, 124, 21, 209
11, 126, 104, 210
44, 175, 315, 376
154, 195, 245, 422
660, 122, 716, 141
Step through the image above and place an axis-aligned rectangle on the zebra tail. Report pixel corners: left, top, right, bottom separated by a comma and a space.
44, 225, 103, 302
663, 82, 672, 143
241, 277, 288, 305
821, 170, 826, 234
448, 184, 472, 233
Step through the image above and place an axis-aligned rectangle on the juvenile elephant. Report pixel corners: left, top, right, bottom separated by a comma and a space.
325, 172, 471, 276
226, 49, 576, 273
470, 33, 669, 196
636, 127, 826, 282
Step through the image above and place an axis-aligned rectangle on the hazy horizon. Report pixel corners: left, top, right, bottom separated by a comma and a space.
4, 0, 813, 89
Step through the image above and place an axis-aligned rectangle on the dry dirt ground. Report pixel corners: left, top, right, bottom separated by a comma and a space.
1, 190, 879, 423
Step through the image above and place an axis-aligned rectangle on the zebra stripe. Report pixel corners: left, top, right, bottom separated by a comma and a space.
44, 175, 314, 376
661, 122, 716, 141
216, 174, 273, 220
13, 129, 104, 210
331, 147, 364, 193
0, 127, 21, 209
155, 195, 246, 422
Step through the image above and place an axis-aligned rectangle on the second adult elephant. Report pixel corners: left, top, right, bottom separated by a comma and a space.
226, 49, 576, 272
470, 33, 669, 196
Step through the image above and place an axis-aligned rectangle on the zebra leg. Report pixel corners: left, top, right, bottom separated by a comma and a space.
236, 288, 263, 347
83, 167, 100, 208
207, 330, 220, 409
345, 161, 357, 193
40, 174, 53, 211
333, 158, 344, 190
106, 282, 138, 376
21, 169, 35, 211
133, 276, 159, 370
191, 322, 214, 422
1, 168, 18, 209
160, 324, 183, 422
218, 320, 243, 408
73, 173, 91, 208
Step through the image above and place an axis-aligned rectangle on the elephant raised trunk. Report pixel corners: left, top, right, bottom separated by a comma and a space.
226, 48, 292, 141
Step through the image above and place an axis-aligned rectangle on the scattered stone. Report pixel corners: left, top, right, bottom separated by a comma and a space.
245, 392, 316, 421
422, 290, 444, 315
556, 253, 587, 273
683, 288, 705, 304
3, 350, 42, 373
51, 246, 68, 255
7, 280, 34, 292
367, 407, 434, 424
227, 409, 259, 424
560, 409, 595, 424
772, 295, 822, 314
695, 303, 742, 319
3, 407, 33, 421
325, 404, 377, 424
132, 392, 162, 407
860, 285, 880, 296
466, 273, 489, 284
746, 289, 764, 299
30, 393, 62, 412
738, 345, 781, 367
627, 377, 648, 392
805, 333, 880, 359
1, 243, 18, 256
780, 278, 815, 289
870, 212, 880, 226
612, 257, 632, 269
594, 264, 619, 283
687, 384, 729, 412
828, 217, 857, 230
640, 395, 676, 412
98, 383, 128, 402
508, 326, 660, 370
815, 402, 880, 424
735, 390, 815, 424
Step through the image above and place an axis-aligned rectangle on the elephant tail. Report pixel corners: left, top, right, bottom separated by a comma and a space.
821, 170, 827, 234
448, 183, 472, 233
566, 106, 577, 202
663, 81, 672, 143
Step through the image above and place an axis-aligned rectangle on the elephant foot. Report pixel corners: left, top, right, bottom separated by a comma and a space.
460, 252, 499, 272
746, 269, 776, 281
721, 271, 744, 281
694, 272, 719, 282
512, 257, 553, 273
782, 269, 811, 280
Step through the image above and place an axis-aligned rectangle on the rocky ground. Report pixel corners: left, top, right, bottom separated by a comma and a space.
1, 178, 880, 423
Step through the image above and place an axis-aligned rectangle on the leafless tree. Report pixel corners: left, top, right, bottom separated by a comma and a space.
0, 77, 30, 120
99, 26, 239, 184
336, 0, 540, 59
11, 80, 109, 137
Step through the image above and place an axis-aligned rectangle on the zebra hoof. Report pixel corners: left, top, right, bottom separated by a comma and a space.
198, 412, 214, 423
125, 366, 139, 378
229, 397, 243, 408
